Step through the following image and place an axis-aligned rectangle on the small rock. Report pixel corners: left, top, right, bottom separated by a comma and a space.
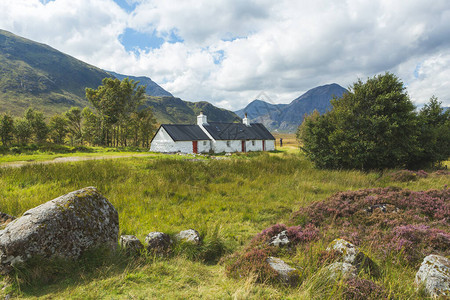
145, 232, 172, 254
0, 187, 119, 274
269, 230, 290, 247
327, 238, 379, 277
266, 257, 300, 286
415, 254, 450, 297
365, 203, 398, 214
120, 235, 143, 255
175, 229, 201, 245
325, 262, 357, 279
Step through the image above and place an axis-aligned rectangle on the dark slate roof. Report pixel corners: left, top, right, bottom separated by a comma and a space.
202, 122, 275, 140
160, 124, 210, 141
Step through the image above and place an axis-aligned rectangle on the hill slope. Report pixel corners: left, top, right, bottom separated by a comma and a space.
146, 96, 239, 124
0, 29, 238, 124
236, 84, 347, 132
0, 29, 112, 115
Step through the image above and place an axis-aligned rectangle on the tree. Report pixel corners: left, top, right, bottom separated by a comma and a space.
81, 107, 102, 145
0, 113, 14, 146
299, 72, 420, 170
14, 118, 32, 144
25, 108, 48, 143
85, 77, 146, 146
413, 96, 450, 167
49, 114, 69, 144
65, 107, 83, 146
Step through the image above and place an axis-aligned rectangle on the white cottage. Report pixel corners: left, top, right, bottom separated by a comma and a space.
150, 112, 275, 154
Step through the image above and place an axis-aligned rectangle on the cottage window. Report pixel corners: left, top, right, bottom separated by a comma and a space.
252, 140, 255, 146
226, 141, 231, 147
203, 141, 207, 146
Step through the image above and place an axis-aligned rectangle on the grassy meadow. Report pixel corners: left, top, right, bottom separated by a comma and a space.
0, 137, 448, 299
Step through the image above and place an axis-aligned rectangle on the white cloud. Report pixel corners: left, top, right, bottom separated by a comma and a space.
1, 0, 449, 110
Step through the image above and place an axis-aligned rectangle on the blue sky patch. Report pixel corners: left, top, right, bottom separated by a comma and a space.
113, 0, 138, 13
119, 28, 165, 54
39, 0, 55, 4
413, 63, 422, 79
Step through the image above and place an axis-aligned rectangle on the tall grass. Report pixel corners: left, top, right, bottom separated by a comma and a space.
0, 151, 447, 298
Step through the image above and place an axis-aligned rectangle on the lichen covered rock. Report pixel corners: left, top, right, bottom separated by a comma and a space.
327, 238, 379, 277
175, 229, 201, 245
0, 187, 119, 273
266, 257, 300, 286
269, 230, 290, 247
415, 254, 450, 297
325, 262, 358, 279
145, 232, 172, 254
120, 235, 144, 255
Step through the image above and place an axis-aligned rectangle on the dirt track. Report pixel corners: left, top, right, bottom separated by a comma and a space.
0, 153, 155, 168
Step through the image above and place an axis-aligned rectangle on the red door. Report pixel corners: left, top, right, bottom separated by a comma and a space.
262, 140, 265, 151
193, 141, 198, 154
242, 140, 246, 152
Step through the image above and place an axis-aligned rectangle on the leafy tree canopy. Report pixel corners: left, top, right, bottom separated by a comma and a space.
298, 72, 448, 170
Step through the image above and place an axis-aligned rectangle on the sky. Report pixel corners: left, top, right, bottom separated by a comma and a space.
1, 0, 449, 110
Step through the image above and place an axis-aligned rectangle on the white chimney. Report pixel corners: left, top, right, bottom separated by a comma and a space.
197, 111, 208, 126
243, 113, 250, 126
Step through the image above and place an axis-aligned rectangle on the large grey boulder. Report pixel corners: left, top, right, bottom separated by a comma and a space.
266, 257, 300, 286
415, 254, 450, 297
175, 229, 201, 245
327, 238, 379, 277
145, 232, 172, 254
0, 187, 119, 273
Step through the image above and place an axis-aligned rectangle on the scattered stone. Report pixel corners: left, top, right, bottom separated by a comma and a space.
327, 238, 380, 277
415, 254, 450, 297
269, 230, 290, 247
120, 235, 144, 255
175, 229, 201, 245
0, 187, 119, 273
145, 232, 172, 254
266, 257, 300, 286
325, 262, 357, 279
365, 203, 398, 214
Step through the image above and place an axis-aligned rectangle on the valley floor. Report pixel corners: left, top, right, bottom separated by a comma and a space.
0, 145, 448, 299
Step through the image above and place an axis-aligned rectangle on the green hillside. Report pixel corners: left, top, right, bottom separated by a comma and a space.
0, 29, 111, 116
0, 29, 239, 124
147, 96, 240, 124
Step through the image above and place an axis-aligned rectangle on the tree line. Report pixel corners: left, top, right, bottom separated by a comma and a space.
297, 72, 450, 170
0, 78, 157, 148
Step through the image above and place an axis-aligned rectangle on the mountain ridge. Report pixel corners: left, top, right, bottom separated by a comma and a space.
235, 83, 347, 132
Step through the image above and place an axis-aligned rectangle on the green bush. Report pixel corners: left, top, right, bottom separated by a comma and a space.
298, 72, 449, 170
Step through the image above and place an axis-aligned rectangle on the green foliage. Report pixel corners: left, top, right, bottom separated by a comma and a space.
25, 108, 49, 144
299, 73, 448, 170
0, 113, 14, 146
85, 77, 154, 147
413, 96, 450, 167
65, 107, 83, 146
48, 114, 68, 144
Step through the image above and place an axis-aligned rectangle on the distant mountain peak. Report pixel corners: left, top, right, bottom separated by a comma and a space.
235, 84, 347, 132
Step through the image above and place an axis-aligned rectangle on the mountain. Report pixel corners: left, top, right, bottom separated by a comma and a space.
146, 96, 239, 124
235, 83, 347, 132
235, 99, 287, 119
106, 71, 173, 98
0, 29, 238, 124
0, 29, 111, 116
